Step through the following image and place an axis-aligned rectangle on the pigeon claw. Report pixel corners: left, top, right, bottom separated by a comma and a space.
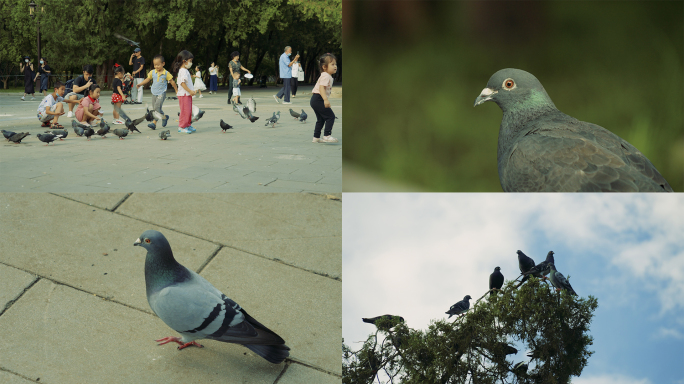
155, 337, 203, 350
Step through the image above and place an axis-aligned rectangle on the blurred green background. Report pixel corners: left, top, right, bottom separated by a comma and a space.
342, 1, 683, 192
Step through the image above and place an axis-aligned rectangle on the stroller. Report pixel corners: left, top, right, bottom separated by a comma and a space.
122, 72, 136, 104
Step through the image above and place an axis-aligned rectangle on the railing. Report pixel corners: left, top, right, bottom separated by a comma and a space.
1, 73, 83, 90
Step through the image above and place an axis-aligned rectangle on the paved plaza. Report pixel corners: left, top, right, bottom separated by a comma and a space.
0, 87, 342, 193
0, 192, 342, 383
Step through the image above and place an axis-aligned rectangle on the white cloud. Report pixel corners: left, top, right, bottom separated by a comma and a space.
653, 327, 684, 340
572, 374, 653, 384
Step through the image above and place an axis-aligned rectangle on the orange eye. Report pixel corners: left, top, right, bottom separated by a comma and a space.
145, 239, 151, 243
504, 79, 515, 89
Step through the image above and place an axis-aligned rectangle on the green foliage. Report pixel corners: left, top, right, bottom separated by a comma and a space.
344, 277, 598, 384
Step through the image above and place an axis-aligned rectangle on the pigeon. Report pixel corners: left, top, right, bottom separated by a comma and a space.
159, 130, 170, 140
144, 106, 155, 122
2, 130, 17, 141
114, 104, 144, 133
289, 109, 301, 120
486, 342, 518, 359
517, 250, 540, 283
247, 96, 256, 113
96, 122, 110, 138
112, 128, 129, 139
512, 361, 528, 375
474, 68, 672, 192
220, 119, 234, 132
233, 102, 246, 118
45, 129, 68, 140
446, 295, 472, 318
72, 119, 90, 136
265, 111, 280, 127
243, 106, 259, 123
113, 33, 140, 47
37, 133, 61, 145
166, 96, 178, 100
522, 251, 555, 279
489, 266, 504, 296
83, 127, 95, 141
548, 263, 577, 296
146, 104, 165, 123
191, 104, 205, 122
8, 132, 30, 144
362, 315, 405, 327
299, 109, 307, 123
133, 230, 290, 364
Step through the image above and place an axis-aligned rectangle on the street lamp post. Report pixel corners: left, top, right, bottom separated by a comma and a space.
29, 0, 41, 60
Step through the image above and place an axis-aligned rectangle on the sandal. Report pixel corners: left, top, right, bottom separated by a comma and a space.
51, 123, 64, 129
41, 122, 51, 127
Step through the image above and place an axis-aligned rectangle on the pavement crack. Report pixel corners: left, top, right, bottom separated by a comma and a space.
271, 361, 291, 384
263, 178, 278, 186
196, 245, 224, 274
110, 192, 133, 211
0, 275, 40, 318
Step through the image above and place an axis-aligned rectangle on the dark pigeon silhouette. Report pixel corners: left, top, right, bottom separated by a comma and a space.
474, 68, 672, 192
114, 104, 144, 133
83, 127, 95, 141
299, 109, 307, 123
45, 129, 68, 140
112, 128, 129, 140
134, 230, 290, 364
289, 109, 300, 120
446, 295, 472, 318
362, 315, 405, 327
522, 251, 555, 280
72, 119, 89, 136
2, 130, 17, 141
517, 250, 539, 283
220, 119, 234, 132
37, 133, 61, 145
489, 266, 504, 296
8, 132, 30, 143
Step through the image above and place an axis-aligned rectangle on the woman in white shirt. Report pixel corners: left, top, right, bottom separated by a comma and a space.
291, 60, 303, 98
208, 62, 219, 94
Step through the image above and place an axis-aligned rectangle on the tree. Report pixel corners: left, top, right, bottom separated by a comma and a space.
344, 277, 598, 384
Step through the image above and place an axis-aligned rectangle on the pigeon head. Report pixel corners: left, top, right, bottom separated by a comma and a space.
494, 266, 501, 272
134, 230, 173, 258
546, 251, 555, 261
464, 295, 472, 301
474, 69, 556, 113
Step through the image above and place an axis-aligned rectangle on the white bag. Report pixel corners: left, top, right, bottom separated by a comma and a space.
297, 67, 304, 81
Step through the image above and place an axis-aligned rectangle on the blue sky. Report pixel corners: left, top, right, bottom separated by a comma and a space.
343, 194, 684, 384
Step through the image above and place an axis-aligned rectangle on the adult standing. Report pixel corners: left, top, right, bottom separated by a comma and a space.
20, 56, 35, 101
64, 65, 94, 117
34, 57, 52, 96
273, 46, 299, 105
228, 51, 251, 104
129, 47, 145, 103
208, 62, 219, 94
290, 59, 303, 98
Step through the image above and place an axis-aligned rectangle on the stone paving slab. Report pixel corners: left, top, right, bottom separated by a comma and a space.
278, 363, 343, 384
0, 87, 342, 193
0, 370, 34, 384
0, 264, 37, 312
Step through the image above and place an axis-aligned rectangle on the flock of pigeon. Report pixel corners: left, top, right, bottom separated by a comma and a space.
2, 95, 309, 145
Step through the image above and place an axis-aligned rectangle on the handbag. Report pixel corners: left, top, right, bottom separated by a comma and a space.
297, 66, 304, 81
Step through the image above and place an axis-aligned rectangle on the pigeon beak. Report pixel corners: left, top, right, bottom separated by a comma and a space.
133, 238, 142, 246
474, 87, 498, 106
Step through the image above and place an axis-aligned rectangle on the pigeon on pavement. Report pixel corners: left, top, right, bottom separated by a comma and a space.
72, 119, 90, 136
37, 133, 61, 145
8, 132, 30, 143
474, 68, 672, 192
114, 104, 144, 133
191, 104, 205, 122
299, 109, 307, 123
233, 102, 246, 119
112, 128, 129, 139
517, 250, 539, 283
243, 106, 259, 123
548, 263, 577, 296
83, 127, 95, 141
2, 130, 17, 141
522, 251, 555, 279
248, 96, 257, 113
265, 111, 280, 128
289, 109, 300, 120
159, 130, 170, 140
446, 295, 472, 318
489, 266, 504, 296
96, 124, 110, 138
45, 129, 68, 140
220, 119, 233, 132
134, 230, 290, 364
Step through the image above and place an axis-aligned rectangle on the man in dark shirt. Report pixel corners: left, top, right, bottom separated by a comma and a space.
65, 64, 94, 117
129, 47, 145, 103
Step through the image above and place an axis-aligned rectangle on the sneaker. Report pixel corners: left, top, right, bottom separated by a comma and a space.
67, 111, 73, 118
113, 119, 125, 125
192, 95, 196, 99
148, 123, 156, 130
187, 126, 196, 132
162, 115, 169, 127
209, 91, 212, 94
273, 95, 280, 103
320, 135, 338, 143
178, 128, 190, 133
21, 96, 25, 101
31, 97, 35, 100
282, 101, 292, 105
199, 95, 203, 98
292, 95, 296, 98
312, 137, 321, 143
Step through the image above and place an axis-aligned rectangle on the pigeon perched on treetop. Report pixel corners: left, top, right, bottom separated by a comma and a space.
446, 295, 472, 318
2, 130, 17, 141
134, 230, 290, 363
522, 251, 555, 279
474, 68, 672, 192
220, 119, 234, 132
37, 133, 61, 145
247, 96, 256, 113
159, 130, 171, 140
8, 132, 30, 144
299, 109, 307, 123
512, 361, 528, 375
45, 129, 68, 140
517, 250, 539, 283
112, 128, 129, 140
289, 109, 300, 120
548, 263, 577, 296
489, 266, 504, 296
362, 315, 405, 327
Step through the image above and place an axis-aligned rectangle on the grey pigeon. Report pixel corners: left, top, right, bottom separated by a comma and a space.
146, 104, 165, 122
2, 130, 17, 141
474, 68, 672, 192
96, 124, 110, 138
489, 266, 504, 296
247, 96, 256, 113
289, 109, 300, 120
45, 129, 67, 140
517, 250, 540, 283
220, 119, 233, 132
144, 106, 154, 122
134, 230, 290, 363
113, 32, 140, 47
522, 251, 555, 279
362, 315, 405, 327
548, 263, 577, 296
299, 109, 307, 123
191, 104, 205, 122
114, 104, 143, 133
233, 102, 246, 119
37, 133, 61, 145
72, 119, 89, 136
159, 130, 170, 140
446, 295, 471, 318
243, 106, 259, 123
112, 128, 129, 140
264, 112, 276, 127
8, 132, 30, 143
83, 127, 95, 141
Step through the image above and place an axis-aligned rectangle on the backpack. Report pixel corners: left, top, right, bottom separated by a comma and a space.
65, 79, 75, 94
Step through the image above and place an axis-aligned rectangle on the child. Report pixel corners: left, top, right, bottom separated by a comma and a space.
231, 76, 241, 105
111, 64, 126, 124
75, 84, 103, 126
36, 81, 80, 129
192, 66, 206, 98
136, 55, 178, 129
310, 53, 338, 143
171, 50, 196, 133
